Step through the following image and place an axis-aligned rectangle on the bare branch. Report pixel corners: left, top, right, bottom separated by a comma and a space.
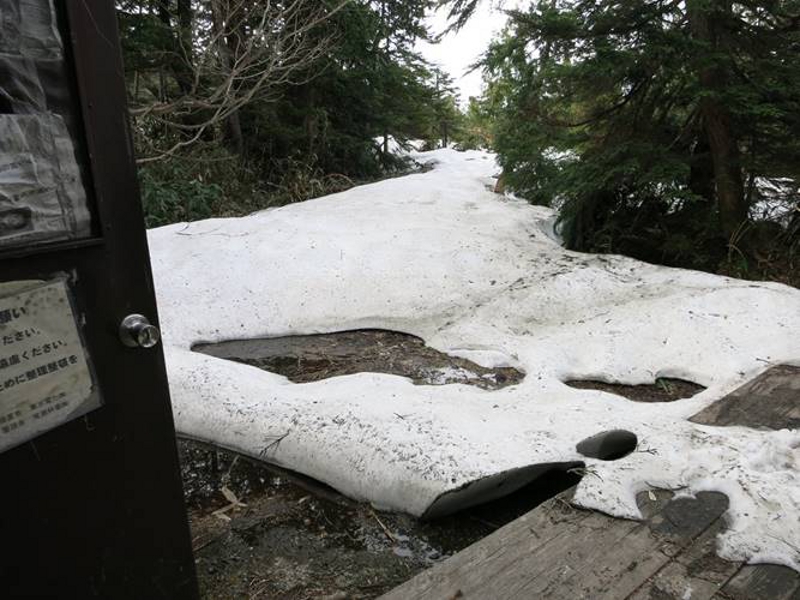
129, 0, 351, 163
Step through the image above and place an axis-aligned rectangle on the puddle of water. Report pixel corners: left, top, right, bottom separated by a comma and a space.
179, 439, 578, 599
193, 329, 525, 390
564, 378, 705, 402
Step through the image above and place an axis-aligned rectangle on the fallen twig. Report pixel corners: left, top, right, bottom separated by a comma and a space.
259, 431, 290, 458
371, 510, 397, 544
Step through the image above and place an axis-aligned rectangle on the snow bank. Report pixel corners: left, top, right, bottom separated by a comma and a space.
148, 149, 800, 571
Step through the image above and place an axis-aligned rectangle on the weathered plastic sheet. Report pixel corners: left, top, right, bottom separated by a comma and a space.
0, 115, 91, 245
0, 0, 63, 60
0, 54, 47, 113
0, 0, 92, 249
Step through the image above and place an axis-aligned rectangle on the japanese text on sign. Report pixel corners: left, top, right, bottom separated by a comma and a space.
0, 279, 99, 452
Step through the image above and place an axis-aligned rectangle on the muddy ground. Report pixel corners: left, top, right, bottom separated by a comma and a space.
184, 329, 705, 598
180, 440, 579, 599
564, 377, 705, 402
194, 329, 524, 390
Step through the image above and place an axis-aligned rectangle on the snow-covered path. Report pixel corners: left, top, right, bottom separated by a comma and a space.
149, 149, 800, 570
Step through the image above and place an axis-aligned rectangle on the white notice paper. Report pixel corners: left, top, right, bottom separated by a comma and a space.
0, 279, 99, 453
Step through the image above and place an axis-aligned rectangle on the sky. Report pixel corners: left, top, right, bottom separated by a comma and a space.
416, 2, 516, 105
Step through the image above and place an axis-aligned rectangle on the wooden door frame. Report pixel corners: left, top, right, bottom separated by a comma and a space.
0, 2, 198, 597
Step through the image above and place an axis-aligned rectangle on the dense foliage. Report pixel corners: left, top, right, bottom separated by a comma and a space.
118, 0, 798, 284
461, 0, 799, 276
117, 0, 464, 224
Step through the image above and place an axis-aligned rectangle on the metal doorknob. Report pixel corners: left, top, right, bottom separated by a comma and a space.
119, 314, 161, 348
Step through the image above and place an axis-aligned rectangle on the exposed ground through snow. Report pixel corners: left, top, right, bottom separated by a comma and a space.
150, 147, 800, 571
194, 329, 524, 390
565, 377, 706, 403
180, 440, 578, 599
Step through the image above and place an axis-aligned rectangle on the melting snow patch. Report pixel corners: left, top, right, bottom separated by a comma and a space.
149, 148, 800, 571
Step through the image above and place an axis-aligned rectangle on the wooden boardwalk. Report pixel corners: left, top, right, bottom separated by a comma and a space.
382, 366, 800, 600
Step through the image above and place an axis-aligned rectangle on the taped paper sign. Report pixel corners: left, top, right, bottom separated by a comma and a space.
0, 279, 99, 453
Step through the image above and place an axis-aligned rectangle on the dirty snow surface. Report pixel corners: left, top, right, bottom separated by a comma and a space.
149, 149, 800, 571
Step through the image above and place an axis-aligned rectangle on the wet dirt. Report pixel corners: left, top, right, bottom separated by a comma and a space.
185, 330, 568, 597
179, 439, 579, 599
564, 378, 705, 402
193, 329, 524, 390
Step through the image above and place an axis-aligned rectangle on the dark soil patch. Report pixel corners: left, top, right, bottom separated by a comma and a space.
179, 439, 578, 600
564, 377, 705, 402
194, 329, 524, 390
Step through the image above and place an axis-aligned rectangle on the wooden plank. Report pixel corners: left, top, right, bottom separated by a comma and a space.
620, 366, 800, 600
716, 564, 800, 600
672, 519, 741, 585
383, 365, 800, 599
629, 562, 723, 600
380, 490, 727, 600
629, 518, 741, 600
690, 365, 800, 430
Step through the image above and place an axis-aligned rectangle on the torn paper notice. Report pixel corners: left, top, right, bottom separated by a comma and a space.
0, 279, 99, 453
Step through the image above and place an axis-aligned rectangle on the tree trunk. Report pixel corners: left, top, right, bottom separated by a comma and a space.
303, 85, 319, 156
224, 108, 244, 155
177, 0, 191, 47
210, 0, 244, 154
703, 102, 746, 240
174, 0, 193, 95
380, 0, 391, 162
155, 0, 170, 104
687, 0, 747, 242
688, 137, 714, 203
155, 0, 170, 28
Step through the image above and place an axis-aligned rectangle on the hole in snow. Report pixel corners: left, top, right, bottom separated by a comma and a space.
422, 461, 582, 520
564, 378, 705, 402
194, 329, 525, 390
576, 430, 638, 461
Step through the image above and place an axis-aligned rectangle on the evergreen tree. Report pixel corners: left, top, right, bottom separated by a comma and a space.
456, 96, 494, 150
117, 0, 450, 221
429, 68, 462, 148
454, 0, 800, 269
252, 0, 440, 176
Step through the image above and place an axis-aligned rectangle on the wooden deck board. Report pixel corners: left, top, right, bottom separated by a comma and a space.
690, 364, 800, 430
381, 490, 731, 600
716, 564, 800, 600
382, 366, 800, 599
